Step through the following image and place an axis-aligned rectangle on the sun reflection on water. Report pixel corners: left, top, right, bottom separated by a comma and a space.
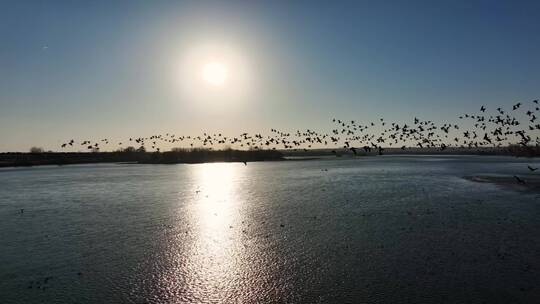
194, 163, 240, 229
157, 163, 252, 302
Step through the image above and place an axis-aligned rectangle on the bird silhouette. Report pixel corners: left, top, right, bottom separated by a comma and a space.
514, 175, 526, 184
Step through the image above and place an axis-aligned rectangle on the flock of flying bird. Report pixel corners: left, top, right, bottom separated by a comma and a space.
60, 99, 540, 153
59, 99, 540, 181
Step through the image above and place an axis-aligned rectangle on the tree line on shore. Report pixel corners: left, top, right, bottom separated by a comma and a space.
0, 147, 284, 167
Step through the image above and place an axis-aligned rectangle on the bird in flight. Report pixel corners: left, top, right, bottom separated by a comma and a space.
514, 175, 526, 184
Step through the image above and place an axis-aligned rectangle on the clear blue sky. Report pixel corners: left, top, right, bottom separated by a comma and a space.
1, 0, 539, 151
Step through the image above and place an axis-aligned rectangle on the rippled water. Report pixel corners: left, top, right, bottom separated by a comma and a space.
1, 156, 540, 303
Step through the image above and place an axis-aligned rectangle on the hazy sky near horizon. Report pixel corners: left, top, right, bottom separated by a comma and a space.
1, 0, 540, 151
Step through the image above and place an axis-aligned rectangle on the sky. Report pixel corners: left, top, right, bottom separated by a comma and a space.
1, 0, 540, 152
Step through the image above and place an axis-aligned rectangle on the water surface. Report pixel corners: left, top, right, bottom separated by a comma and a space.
1, 156, 540, 303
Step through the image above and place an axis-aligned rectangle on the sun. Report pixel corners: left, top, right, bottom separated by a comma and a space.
201, 62, 228, 86
177, 42, 252, 107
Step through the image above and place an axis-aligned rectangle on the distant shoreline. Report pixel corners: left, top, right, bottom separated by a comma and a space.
1, 147, 539, 168
282, 146, 540, 157
0, 149, 284, 168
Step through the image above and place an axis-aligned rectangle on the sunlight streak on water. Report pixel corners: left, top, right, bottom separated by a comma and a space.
159, 163, 248, 302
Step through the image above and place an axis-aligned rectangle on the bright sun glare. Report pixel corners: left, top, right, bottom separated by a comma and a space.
201, 62, 228, 86
178, 42, 251, 107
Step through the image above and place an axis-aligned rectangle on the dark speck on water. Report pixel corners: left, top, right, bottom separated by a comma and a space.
1, 155, 540, 303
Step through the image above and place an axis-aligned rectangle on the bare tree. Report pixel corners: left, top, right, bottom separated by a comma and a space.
29, 147, 44, 153
123, 146, 136, 153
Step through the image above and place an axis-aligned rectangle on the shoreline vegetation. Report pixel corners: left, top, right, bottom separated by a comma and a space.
0, 148, 284, 168
1, 145, 540, 168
